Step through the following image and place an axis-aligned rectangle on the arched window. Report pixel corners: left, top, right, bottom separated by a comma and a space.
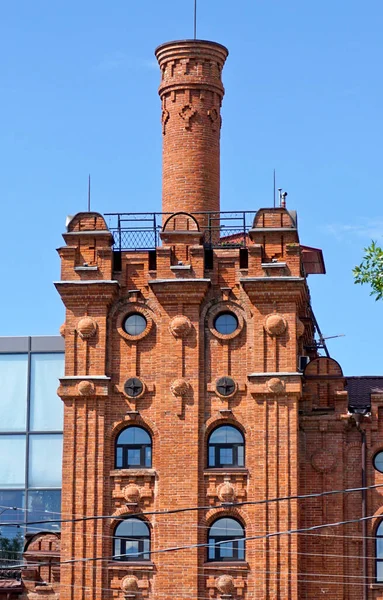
113, 518, 150, 561
208, 425, 244, 468
208, 517, 245, 562
115, 426, 152, 469
376, 521, 383, 581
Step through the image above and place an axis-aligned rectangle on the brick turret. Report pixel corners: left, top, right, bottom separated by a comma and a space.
155, 40, 228, 226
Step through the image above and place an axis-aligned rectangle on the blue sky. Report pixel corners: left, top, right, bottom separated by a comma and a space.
0, 0, 382, 375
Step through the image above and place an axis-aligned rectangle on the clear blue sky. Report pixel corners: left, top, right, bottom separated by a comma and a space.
1, 0, 382, 375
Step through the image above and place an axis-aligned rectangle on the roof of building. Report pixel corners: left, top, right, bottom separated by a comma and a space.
0, 579, 22, 590
346, 376, 383, 409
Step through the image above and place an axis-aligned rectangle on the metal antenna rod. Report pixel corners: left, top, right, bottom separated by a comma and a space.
194, 0, 197, 39
273, 169, 276, 208
88, 174, 91, 212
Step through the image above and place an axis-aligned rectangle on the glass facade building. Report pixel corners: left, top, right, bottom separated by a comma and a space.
0, 336, 64, 545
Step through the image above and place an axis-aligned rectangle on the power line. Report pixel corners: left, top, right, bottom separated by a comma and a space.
0, 511, 379, 572
1, 482, 382, 529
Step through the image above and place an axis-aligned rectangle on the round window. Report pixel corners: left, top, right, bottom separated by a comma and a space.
216, 376, 236, 397
374, 451, 383, 473
123, 314, 147, 336
124, 377, 144, 398
214, 312, 238, 335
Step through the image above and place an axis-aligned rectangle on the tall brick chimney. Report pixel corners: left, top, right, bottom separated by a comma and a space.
155, 40, 228, 226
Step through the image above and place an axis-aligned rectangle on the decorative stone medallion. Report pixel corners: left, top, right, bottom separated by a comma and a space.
311, 449, 336, 473
217, 481, 236, 503
59, 324, 66, 337
123, 484, 141, 504
170, 378, 189, 397
264, 313, 287, 336
296, 318, 305, 338
121, 575, 139, 593
76, 316, 97, 340
77, 380, 95, 396
266, 377, 285, 395
216, 575, 235, 594
169, 315, 192, 338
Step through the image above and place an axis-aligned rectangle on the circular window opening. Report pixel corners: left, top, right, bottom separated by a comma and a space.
123, 314, 147, 336
124, 377, 144, 398
374, 451, 383, 473
216, 377, 236, 397
214, 312, 238, 335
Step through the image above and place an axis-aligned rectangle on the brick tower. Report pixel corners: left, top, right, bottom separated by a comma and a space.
47, 36, 383, 600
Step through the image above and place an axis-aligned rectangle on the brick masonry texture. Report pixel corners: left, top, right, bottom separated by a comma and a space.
20, 38, 383, 600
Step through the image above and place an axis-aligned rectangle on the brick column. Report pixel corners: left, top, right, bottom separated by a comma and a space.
155, 40, 228, 227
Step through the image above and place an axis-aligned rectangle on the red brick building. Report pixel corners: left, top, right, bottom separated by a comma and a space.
17, 38, 383, 599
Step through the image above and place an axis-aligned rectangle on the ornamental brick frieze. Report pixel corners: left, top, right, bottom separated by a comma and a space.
57, 376, 110, 399
111, 470, 155, 510
248, 374, 302, 398
204, 472, 247, 506
110, 571, 152, 598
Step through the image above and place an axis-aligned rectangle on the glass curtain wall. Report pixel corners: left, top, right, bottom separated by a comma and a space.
0, 337, 64, 565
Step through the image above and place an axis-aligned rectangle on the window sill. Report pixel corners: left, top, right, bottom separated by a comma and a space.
108, 561, 155, 570
204, 468, 249, 474
110, 468, 157, 477
370, 583, 383, 589
203, 561, 249, 571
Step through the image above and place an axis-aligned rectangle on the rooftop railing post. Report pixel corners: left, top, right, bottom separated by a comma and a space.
243, 212, 246, 247
117, 214, 122, 253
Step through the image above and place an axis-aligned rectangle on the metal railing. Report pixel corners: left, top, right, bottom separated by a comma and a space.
104, 211, 256, 252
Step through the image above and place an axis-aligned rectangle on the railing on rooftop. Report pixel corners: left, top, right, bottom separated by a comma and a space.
104, 211, 257, 252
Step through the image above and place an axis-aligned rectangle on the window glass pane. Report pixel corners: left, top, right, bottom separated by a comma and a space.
220, 541, 233, 558
237, 445, 244, 466
0, 530, 24, 565
238, 539, 245, 560
210, 518, 243, 537
118, 427, 151, 445
124, 314, 147, 335
375, 452, 383, 473
377, 537, 383, 557
116, 447, 123, 468
214, 313, 238, 334
0, 435, 26, 487
378, 521, 383, 537
30, 354, 64, 431
128, 449, 141, 466
220, 447, 233, 465
208, 540, 215, 560
116, 518, 149, 537
208, 446, 215, 467
210, 426, 243, 444
143, 539, 150, 560
377, 561, 383, 582
28, 434, 62, 487
27, 490, 61, 533
125, 540, 139, 557
0, 491, 25, 541
114, 538, 121, 558
0, 355, 28, 432
145, 446, 152, 467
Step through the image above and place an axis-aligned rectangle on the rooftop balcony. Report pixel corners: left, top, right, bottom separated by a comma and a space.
104, 211, 257, 252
